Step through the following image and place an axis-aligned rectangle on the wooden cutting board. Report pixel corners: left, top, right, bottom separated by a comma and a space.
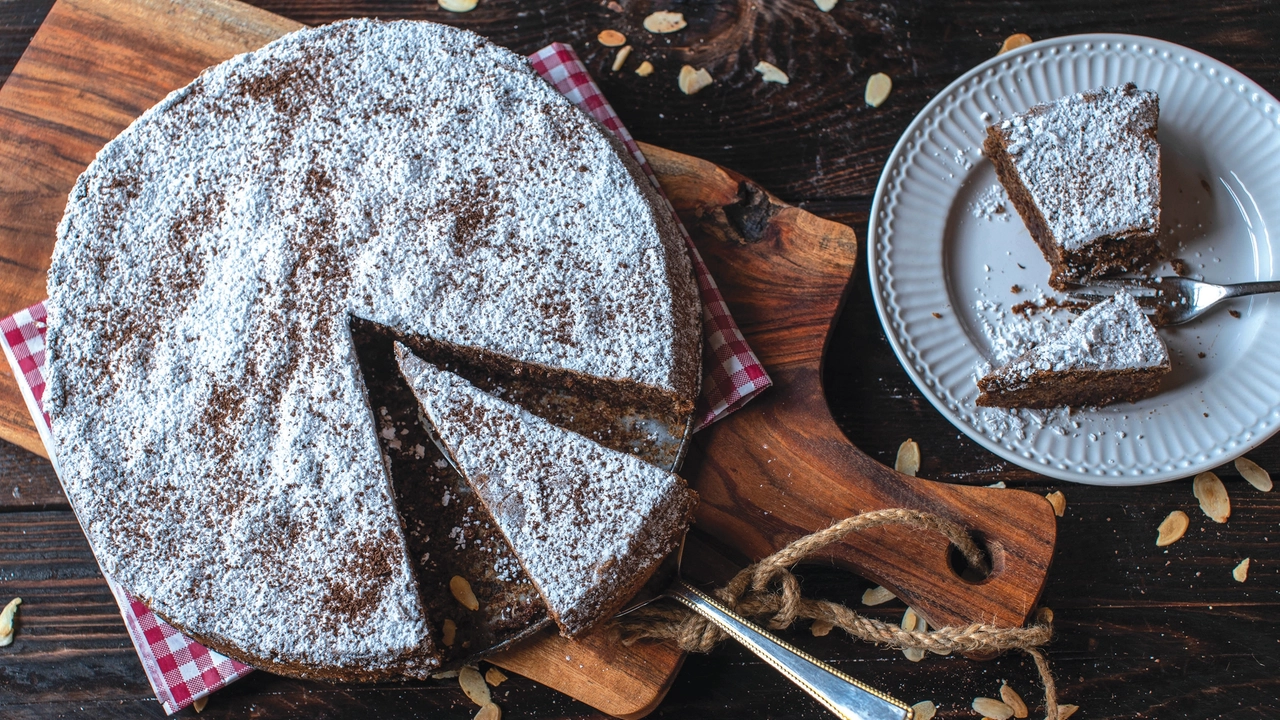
0, 0, 1057, 717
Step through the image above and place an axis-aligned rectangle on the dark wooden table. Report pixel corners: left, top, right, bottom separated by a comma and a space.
3, 1, 1279, 718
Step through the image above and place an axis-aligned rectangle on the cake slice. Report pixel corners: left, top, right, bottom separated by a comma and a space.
983, 84, 1162, 289
976, 290, 1170, 408
395, 344, 697, 637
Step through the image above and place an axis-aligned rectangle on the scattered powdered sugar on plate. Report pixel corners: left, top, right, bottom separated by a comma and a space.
969, 288, 1084, 440
969, 184, 1012, 222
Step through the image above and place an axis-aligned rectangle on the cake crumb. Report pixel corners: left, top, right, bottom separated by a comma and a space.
1229, 309, 1242, 318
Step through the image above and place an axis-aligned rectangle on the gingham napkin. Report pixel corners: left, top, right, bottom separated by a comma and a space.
0, 44, 769, 714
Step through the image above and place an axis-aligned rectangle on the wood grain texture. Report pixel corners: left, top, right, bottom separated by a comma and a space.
2, 0, 1280, 718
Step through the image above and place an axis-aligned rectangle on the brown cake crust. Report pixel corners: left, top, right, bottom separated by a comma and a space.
976, 365, 1167, 409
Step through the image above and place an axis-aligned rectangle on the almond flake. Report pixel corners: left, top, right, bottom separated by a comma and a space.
597, 29, 626, 47
1057, 705, 1080, 719
754, 61, 789, 85
451, 575, 480, 610
910, 700, 937, 720
438, 0, 478, 12
678, 66, 713, 95
901, 608, 925, 662
973, 697, 1015, 720
998, 33, 1033, 55
810, 618, 834, 637
635, 61, 654, 77
1156, 510, 1189, 547
862, 585, 895, 606
485, 667, 508, 686
1046, 490, 1066, 517
1000, 684, 1029, 719
865, 72, 892, 107
432, 670, 460, 679
612, 46, 632, 72
1036, 606, 1054, 624
442, 618, 457, 646
643, 11, 687, 34
1233, 557, 1250, 582
813, 0, 837, 11
895, 438, 920, 477
0, 597, 20, 647
1235, 457, 1272, 492
1193, 472, 1230, 523
459, 666, 492, 706
475, 703, 502, 720
193, 697, 208, 713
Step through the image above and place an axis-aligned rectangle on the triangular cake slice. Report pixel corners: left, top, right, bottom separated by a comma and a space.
976, 290, 1170, 408
983, 84, 1161, 289
395, 344, 697, 637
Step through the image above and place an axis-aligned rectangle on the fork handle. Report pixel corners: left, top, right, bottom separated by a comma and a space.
666, 579, 913, 720
1221, 280, 1280, 299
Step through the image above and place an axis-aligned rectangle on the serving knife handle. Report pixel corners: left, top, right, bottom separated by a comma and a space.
666, 579, 913, 720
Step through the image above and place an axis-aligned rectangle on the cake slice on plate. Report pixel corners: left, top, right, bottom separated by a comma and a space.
395, 344, 697, 637
976, 290, 1170, 408
984, 83, 1162, 289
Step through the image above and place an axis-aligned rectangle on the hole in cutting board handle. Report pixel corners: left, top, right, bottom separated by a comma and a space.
947, 531, 1000, 584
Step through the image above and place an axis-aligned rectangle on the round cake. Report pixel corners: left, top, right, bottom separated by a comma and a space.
45, 19, 700, 680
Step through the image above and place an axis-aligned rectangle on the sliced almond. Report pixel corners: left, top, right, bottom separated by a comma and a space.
485, 667, 508, 686
813, 0, 837, 11
910, 700, 937, 720
611, 46, 632, 72
901, 608, 925, 662
810, 618, 834, 637
438, 0, 478, 12
1156, 510, 1189, 547
597, 29, 626, 47
451, 575, 481, 610
862, 585, 895, 606
1058, 705, 1080, 719
432, 669, 460, 680
643, 11, 687, 34
459, 666, 492, 706
1235, 456, 1273, 491
998, 33, 1033, 55
865, 72, 892, 108
1193, 471, 1230, 523
1233, 557, 1250, 582
442, 618, 457, 646
678, 66, 713, 95
475, 704, 502, 720
192, 697, 208, 713
0, 597, 20, 647
635, 61, 655, 77
1000, 684, 1028, 719
754, 61, 789, 85
1046, 490, 1066, 517
1036, 606, 1054, 624
973, 697, 1015, 720
895, 439, 920, 477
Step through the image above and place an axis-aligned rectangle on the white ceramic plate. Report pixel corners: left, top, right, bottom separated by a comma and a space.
868, 34, 1280, 485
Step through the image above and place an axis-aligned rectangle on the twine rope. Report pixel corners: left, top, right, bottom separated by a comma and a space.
618, 508, 1060, 720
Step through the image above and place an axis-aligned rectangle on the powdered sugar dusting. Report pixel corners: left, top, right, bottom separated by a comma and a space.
44, 19, 698, 677
997, 84, 1160, 250
999, 290, 1169, 377
397, 346, 695, 636
969, 184, 1012, 222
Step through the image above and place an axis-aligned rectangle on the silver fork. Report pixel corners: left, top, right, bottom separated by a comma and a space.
1064, 277, 1280, 326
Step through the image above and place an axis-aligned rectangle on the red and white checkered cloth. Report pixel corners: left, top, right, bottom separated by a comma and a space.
0, 44, 769, 714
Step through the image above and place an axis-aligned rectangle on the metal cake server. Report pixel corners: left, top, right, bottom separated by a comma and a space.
619, 538, 914, 720
1065, 276, 1280, 326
